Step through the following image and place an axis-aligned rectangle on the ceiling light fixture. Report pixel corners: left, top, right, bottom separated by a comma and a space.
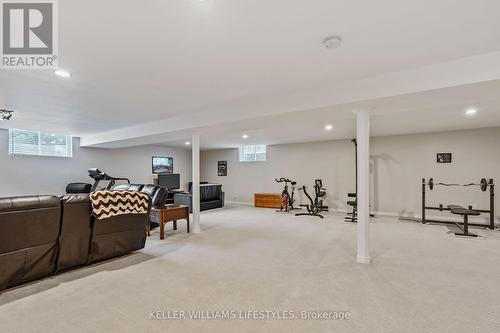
465, 109, 477, 116
0, 109, 13, 121
325, 124, 333, 131
242, 134, 249, 139
54, 69, 72, 78
185, 141, 191, 145
323, 35, 342, 50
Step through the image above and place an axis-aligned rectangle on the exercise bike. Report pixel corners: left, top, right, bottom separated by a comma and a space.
275, 177, 298, 212
295, 179, 328, 219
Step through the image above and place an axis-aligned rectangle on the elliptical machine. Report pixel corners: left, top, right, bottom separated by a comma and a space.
275, 177, 298, 212
295, 179, 328, 219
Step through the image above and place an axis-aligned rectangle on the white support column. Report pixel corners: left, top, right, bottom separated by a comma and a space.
192, 133, 201, 233
355, 109, 371, 264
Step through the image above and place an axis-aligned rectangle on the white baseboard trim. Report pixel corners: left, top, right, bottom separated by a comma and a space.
225, 201, 253, 206
356, 255, 372, 264
224, 203, 498, 226
329, 208, 498, 226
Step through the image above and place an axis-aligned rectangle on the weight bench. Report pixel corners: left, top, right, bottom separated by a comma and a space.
345, 193, 374, 223
345, 193, 357, 222
447, 205, 480, 238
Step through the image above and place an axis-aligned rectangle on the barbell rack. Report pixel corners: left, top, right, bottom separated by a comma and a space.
421, 178, 495, 230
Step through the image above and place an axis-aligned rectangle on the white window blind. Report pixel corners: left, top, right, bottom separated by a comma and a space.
239, 144, 266, 162
9, 129, 73, 158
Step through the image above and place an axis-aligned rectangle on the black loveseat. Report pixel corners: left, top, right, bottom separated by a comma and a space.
174, 183, 224, 212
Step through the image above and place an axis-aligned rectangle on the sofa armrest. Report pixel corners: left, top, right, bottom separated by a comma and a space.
174, 192, 192, 206
220, 191, 225, 207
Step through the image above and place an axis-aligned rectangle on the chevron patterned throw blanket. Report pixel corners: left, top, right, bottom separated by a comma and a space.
89, 190, 150, 220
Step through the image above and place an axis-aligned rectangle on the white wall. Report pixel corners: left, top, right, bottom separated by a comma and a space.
201, 127, 500, 222
0, 129, 192, 197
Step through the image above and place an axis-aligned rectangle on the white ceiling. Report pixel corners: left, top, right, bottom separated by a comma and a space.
1, 0, 500, 149
156, 79, 500, 149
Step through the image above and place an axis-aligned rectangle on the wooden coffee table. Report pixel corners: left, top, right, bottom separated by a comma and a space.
149, 204, 190, 239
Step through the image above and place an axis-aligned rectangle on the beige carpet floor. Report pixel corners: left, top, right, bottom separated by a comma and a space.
1, 205, 499, 333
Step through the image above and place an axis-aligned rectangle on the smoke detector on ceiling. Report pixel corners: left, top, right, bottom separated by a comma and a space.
323, 35, 342, 50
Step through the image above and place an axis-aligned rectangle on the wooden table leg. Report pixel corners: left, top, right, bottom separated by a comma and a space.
147, 221, 151, 237
173, 220, 178, 230
187, 213, 190, 233
160, 221, 165, 240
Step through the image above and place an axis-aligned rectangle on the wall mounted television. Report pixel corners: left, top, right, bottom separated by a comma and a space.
152, 156, 173, 174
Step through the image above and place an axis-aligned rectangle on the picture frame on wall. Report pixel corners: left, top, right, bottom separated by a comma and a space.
152, 156, 174, 174
218, 161, 227, 176
436, 153, 452, 164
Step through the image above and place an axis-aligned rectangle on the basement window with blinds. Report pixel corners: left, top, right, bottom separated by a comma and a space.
8, 129, 73, 158
239, 144, 267, 162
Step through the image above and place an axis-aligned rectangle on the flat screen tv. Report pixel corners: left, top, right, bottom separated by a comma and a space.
152, 156, 173, 174
158, 173, 180, 190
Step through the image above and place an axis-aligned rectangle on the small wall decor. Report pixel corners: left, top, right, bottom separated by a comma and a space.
436, 153, 452, 164
218, 161, 227, 176
152, 156, 173, 174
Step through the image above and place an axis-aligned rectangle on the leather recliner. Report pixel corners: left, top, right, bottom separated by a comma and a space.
112, 183, 168, 207
66, 182, 168, 208
0, 193, 152, 292
57, 194, 92, 271
0, 196, 62, 291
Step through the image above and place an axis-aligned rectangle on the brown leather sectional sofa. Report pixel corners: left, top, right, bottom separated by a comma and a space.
0, 193, 151, 292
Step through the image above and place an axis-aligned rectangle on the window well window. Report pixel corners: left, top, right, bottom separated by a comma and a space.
239, 144, 266, 162
9, 129, 73, 158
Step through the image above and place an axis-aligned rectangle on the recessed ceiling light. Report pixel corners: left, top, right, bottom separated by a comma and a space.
242, 134, 249, 139
465, 109, 477, 116
325, 124, 333, 131
323, 36, 342, 50
54, 69, 71, 78
185, 141, 191, 145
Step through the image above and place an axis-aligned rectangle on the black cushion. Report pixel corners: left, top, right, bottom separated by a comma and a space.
200, 184, 222, 201
113, 184, 131, 191
140, 185, 168, 207
140, 185, 158, 197
66, 183, 92, 194
112, 183, 168, 207
151, 187, 168, 207
450, 208, 481, 216
188, 181, 209, 193
128, 184, 144, 192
